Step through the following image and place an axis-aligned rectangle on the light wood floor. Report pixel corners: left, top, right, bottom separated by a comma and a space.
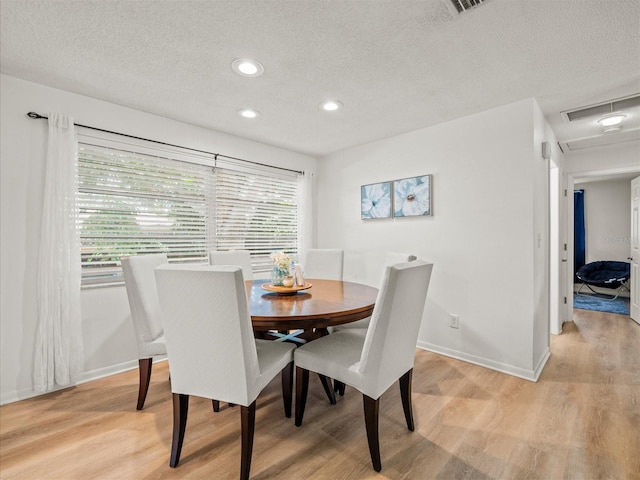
1, 309, 639, 480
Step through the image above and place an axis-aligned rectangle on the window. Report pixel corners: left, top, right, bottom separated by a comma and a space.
214, 167, 298, 273
77, 137, 299, 286
78, 142, 215, 285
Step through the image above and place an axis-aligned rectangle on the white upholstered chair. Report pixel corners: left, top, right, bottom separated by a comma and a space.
121, 253, 168, 410
303, 248, 343, 280
209, 250, 253, 281
294, 260, 433, 472
295, 248, 344, 403
154, 264, 295, 480
333, 252, 416, 332
331, 252, 416, 396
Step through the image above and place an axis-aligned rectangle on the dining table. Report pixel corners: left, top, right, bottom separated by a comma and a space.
247, 278, 378, 340
246, 277, 378, 404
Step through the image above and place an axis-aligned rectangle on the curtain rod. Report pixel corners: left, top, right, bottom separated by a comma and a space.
26, 111, 303, 175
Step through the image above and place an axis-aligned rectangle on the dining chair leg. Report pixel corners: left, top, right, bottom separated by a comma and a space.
315, 328, 338, 404
399, 369, 414, 431
295, 367, 310, 427
363, 394, 382, 472
170, 393, 189, 467
318, 374, 336, 405
212, 400, 220, 412
334, 380, 346, 396
137, 358, 153, 410
240, 401, 257, 480
282, 362, 294, 418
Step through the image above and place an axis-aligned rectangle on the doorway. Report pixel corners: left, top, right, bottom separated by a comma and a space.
566, 169, 639, 324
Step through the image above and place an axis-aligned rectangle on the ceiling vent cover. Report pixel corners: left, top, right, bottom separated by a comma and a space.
447, 0, 486, 13
562, 94, 640, 122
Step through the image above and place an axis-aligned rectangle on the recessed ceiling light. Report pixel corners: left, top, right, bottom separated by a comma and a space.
320, 100, 343, 112
232, 58, 264, 77
238, 108, 260, 119
597, 113, 626, 127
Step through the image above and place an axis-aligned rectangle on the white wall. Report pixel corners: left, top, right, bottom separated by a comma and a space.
566, 142, 638, 264
532, 102, 551, 366
317, 99, 552, 381
565, 141, 639, 176
578, 178, 632, 263
0, 74, 317, 404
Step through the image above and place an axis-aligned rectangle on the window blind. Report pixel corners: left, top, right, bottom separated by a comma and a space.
214, 167, 298, 272
78, 140, 300, 286
78, 143, 214, 286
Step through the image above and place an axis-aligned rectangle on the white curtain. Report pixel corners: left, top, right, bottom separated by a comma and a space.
297, 171, 314, 263
34, 113, 83, 392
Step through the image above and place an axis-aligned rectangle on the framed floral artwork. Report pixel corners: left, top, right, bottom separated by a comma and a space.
393, 175, 432, 217
361, 181, 392, 219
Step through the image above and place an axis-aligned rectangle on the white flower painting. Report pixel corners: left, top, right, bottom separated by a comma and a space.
393, 175, 431, 217
361, 181, 392, 219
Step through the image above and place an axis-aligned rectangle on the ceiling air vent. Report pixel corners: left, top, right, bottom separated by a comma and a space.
559, 128, 640, 152
561, 94, 640, 122
447, 0, 486, 13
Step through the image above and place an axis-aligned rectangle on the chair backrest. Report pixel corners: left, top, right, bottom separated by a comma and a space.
343, 250, 416, 286
121, 254, 167, 345
304, 248, 344, 280
372, 252, 417, 287
209, 250, 254, 281
154, 264, 261, 405
359, 260, 433, 399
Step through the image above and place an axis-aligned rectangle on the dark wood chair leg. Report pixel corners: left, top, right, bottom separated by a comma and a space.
316, 327, 339, 404
170, 393, 189, 467
318, 374, 336, 405
295, 366, 309, 427
212, 400, 220, 412
137, 358, 153, 410
334, 380, 346, 396
363, 394, 382, 472
282, 362, 294, 418
240, 401, 256, 480
399, 369, 414, 431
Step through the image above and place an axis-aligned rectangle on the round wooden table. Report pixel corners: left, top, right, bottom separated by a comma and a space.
247, 278, 378, 335
248, 278, 377, 403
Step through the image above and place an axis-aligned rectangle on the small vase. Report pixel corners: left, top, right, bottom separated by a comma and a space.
270, 266, 290, 286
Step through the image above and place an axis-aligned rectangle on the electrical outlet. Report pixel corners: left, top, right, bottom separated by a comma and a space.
449, 314, 460, 329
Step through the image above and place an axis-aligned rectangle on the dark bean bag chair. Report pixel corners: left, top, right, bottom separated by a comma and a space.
576, 261, 630, 300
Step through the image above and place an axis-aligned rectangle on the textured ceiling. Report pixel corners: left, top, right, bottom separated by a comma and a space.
1, 0, 639, 157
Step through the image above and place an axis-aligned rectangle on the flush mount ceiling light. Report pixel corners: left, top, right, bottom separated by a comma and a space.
320, 100, 343, 112
238, 108, 260, 119
597, 113, 627, 127
231, 58, 264, 77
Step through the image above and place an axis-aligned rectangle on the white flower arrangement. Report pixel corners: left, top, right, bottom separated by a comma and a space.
270, 251, 291, 270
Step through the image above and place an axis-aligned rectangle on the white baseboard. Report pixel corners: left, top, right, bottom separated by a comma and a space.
533, 349, 551, 381
417, 341, 550, 382
0, 357, 167, 406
